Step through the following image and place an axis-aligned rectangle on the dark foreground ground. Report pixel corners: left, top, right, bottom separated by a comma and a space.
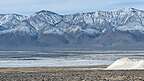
0, 67, 144, 81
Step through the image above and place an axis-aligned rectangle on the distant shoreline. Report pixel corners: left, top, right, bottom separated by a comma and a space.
0, 65, 108, 72
0, 65, 144, 73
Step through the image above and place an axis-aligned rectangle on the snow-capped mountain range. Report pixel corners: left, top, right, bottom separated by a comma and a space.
1, 8, 144, 49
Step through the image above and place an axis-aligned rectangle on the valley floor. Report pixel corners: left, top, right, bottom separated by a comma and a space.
0, 67, 143, 81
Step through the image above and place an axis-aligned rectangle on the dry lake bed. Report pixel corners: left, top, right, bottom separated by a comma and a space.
0, 50, 144, 81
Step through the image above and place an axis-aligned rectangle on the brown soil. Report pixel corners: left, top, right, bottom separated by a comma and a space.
0, 67, 143, 81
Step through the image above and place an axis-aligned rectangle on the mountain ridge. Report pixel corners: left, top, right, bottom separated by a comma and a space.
1, 8, 144, 49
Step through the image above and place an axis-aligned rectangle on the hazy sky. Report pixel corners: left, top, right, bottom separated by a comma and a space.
0, 0, 144, 15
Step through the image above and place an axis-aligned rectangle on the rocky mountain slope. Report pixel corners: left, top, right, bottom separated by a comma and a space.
1, 8, 144, 49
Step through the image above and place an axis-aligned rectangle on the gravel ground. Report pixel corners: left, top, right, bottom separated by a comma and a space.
0, 68, 143, 81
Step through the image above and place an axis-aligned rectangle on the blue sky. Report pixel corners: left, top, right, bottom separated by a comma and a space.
0, 0, 144, 15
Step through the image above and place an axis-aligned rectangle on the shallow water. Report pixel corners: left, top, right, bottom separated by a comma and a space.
0, 50, 144, 67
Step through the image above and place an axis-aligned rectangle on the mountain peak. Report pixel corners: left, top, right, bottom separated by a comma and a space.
129, 8, 138, 12
35, 10, 58, 15
129, 8, 144, 13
